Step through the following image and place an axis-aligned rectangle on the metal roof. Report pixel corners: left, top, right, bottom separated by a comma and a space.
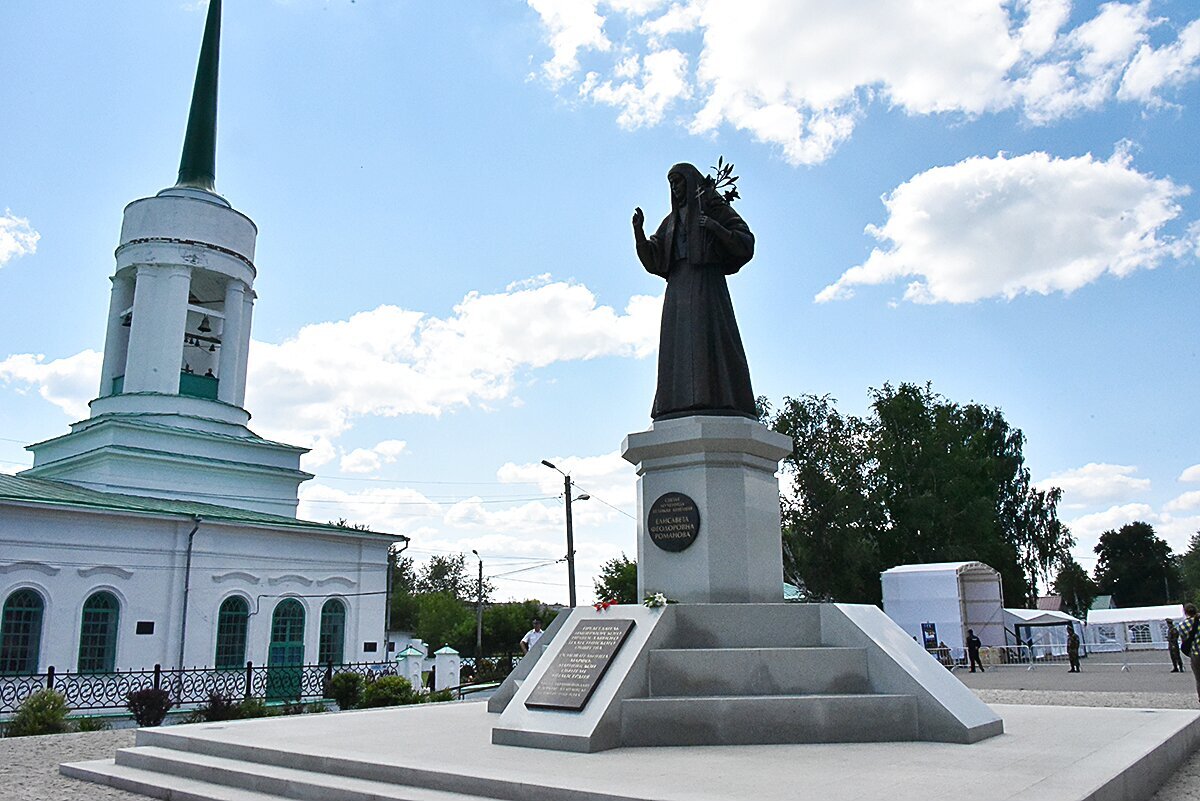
0, 473, 403, 541
881, 561, 997, 575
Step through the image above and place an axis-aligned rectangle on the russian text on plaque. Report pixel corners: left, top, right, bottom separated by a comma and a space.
524, 619, 636, 711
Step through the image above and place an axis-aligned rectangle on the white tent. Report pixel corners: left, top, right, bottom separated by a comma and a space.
1004, 608, 1083, 655
881, 562, 1005, 650
1086, 604, 1184, 651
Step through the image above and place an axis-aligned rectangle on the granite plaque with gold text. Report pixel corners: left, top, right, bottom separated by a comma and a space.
524, 619, 636, 711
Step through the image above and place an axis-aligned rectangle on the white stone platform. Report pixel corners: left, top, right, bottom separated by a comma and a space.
63, 700, 1200, 801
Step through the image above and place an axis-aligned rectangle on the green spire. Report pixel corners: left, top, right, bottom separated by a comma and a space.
175, 0, 222, 192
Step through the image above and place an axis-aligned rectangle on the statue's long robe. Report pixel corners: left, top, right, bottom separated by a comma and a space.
636, 163, 756, 420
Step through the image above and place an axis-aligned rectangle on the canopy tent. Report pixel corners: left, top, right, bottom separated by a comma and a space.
1086, 604, 1184, 651
881, 561, 1005, 650
1003, 608, 1083, 655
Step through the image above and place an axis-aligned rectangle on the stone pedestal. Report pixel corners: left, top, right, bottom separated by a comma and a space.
621, 415, 793, 604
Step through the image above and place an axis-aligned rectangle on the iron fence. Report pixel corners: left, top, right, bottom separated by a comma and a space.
0, 661, 398, 716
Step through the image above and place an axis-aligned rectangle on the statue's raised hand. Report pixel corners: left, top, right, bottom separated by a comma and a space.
632, 206, 645, 232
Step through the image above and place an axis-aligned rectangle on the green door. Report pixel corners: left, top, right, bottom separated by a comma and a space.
266, 599, 305, 701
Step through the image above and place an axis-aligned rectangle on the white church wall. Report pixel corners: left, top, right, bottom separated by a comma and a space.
0, 502, 394, 676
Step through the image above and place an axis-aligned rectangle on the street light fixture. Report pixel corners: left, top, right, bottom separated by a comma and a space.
541, 460, 589, 607
471, 550, 483, 667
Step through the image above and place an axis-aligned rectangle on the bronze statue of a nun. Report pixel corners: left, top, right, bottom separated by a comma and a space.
632, 162, 756, 421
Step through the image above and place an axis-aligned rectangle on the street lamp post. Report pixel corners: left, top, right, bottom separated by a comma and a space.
541, 460, 589, 607
471, 549, 483, 666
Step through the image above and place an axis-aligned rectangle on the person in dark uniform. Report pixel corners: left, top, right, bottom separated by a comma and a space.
966, 629, 984, 673
1168, 619, 1184, 672
1066, 624, 1081, 672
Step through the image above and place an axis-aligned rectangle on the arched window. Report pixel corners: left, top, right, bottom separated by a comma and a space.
78, 591, 120, 673
267, 598, 305, 701
1, 589, 45, 675
318, 599, 346, 666
214, 596, 249, 669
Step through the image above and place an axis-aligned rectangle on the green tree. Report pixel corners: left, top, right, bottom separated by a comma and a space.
1053, 558, 1096, 619
388, 555, 420, 632
413, 592, 475, 653
1093, 521, 1181, 607
768, 394, 881, 603
594, 554, 638, 603
482, 601, 558, 660
765, 383, 1073, 605
416, 553, 494, 602
1177, 532, 1200, 606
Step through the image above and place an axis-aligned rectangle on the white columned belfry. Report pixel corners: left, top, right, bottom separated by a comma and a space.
216, 278, 246, 404
124, 264, 192, 394
98, 274, 135, 395
233, 287, 255, 407
22, 0, 311, 516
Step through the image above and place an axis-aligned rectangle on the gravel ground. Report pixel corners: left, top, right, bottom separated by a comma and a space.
4, 690, 1200, 800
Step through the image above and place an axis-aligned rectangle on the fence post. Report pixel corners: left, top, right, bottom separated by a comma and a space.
244, 661, 253, 701
153, 664, 161, 690
46, 665, 55, 690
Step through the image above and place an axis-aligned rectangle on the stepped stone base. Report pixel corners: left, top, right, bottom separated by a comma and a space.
61, 700, 1200, 801
490, 602, 1003, 752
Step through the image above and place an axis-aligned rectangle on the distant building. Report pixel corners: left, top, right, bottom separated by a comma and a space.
0, 4, 404, 679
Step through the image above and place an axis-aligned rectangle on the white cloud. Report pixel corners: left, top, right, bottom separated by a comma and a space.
245, 278, 659, 452
1164, 491, 1200, 514
528, 0, 1200, 164
0, 210, 40, 268
816, 148, 1193, 304
0, 280, 660, 461
1066, 502, 1155, 552
1180, 464, 1200, 483
585, 48, 692, 127
528, 0, 612, 85
0, 350, 101, 419
297, 482, 442, 533
339, 439, 408, 475
1118, 18, 1200, 103
498, 450, 637, 514
1038, 463, 1151, 503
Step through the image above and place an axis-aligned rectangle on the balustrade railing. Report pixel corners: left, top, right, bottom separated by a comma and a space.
0, 661, 398, 716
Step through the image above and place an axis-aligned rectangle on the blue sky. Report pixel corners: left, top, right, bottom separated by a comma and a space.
2, 0, 1198, 604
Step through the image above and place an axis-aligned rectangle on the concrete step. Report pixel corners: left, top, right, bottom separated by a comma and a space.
620, 693, 918, 746
647, 647, 871, 697
64, 747, 503, 801
667, 603, 822, 649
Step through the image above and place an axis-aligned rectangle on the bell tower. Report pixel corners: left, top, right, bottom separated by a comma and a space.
23, 0, 311, 516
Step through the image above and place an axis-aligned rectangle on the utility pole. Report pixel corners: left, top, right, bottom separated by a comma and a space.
542, 460, 589, 608
472, 550, 484, 666
563, 473, 577, 608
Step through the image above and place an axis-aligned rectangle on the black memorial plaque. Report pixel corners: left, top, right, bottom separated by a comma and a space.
524, 619, 636, 712
647, 492, 700, 552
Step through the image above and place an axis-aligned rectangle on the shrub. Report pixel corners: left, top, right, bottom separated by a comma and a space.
305, 702, 328, 714
360, 675, 417, 708
425, 689, 454, 703
126, 688, 173, 727
74, 716, 111, 732
186, 692, 242, 723
7, 689, 71, 737
236, 697, 271, 719
327, 673, 364, 710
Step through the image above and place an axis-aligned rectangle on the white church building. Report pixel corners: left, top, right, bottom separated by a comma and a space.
0, 1, 404, 685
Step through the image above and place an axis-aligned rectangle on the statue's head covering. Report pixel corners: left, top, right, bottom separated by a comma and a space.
667, 163, 706, 212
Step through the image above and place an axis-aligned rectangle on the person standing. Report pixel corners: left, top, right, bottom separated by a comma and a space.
1168, 619, 1184, 673
966, 629, 984, 673
1182, 604, 1200, 703
1066, 624, 1081, 672
520, 618, 545, 656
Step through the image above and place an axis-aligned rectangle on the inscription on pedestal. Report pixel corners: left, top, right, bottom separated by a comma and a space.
647, 492, 700, 552
524, 619, 635, 711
